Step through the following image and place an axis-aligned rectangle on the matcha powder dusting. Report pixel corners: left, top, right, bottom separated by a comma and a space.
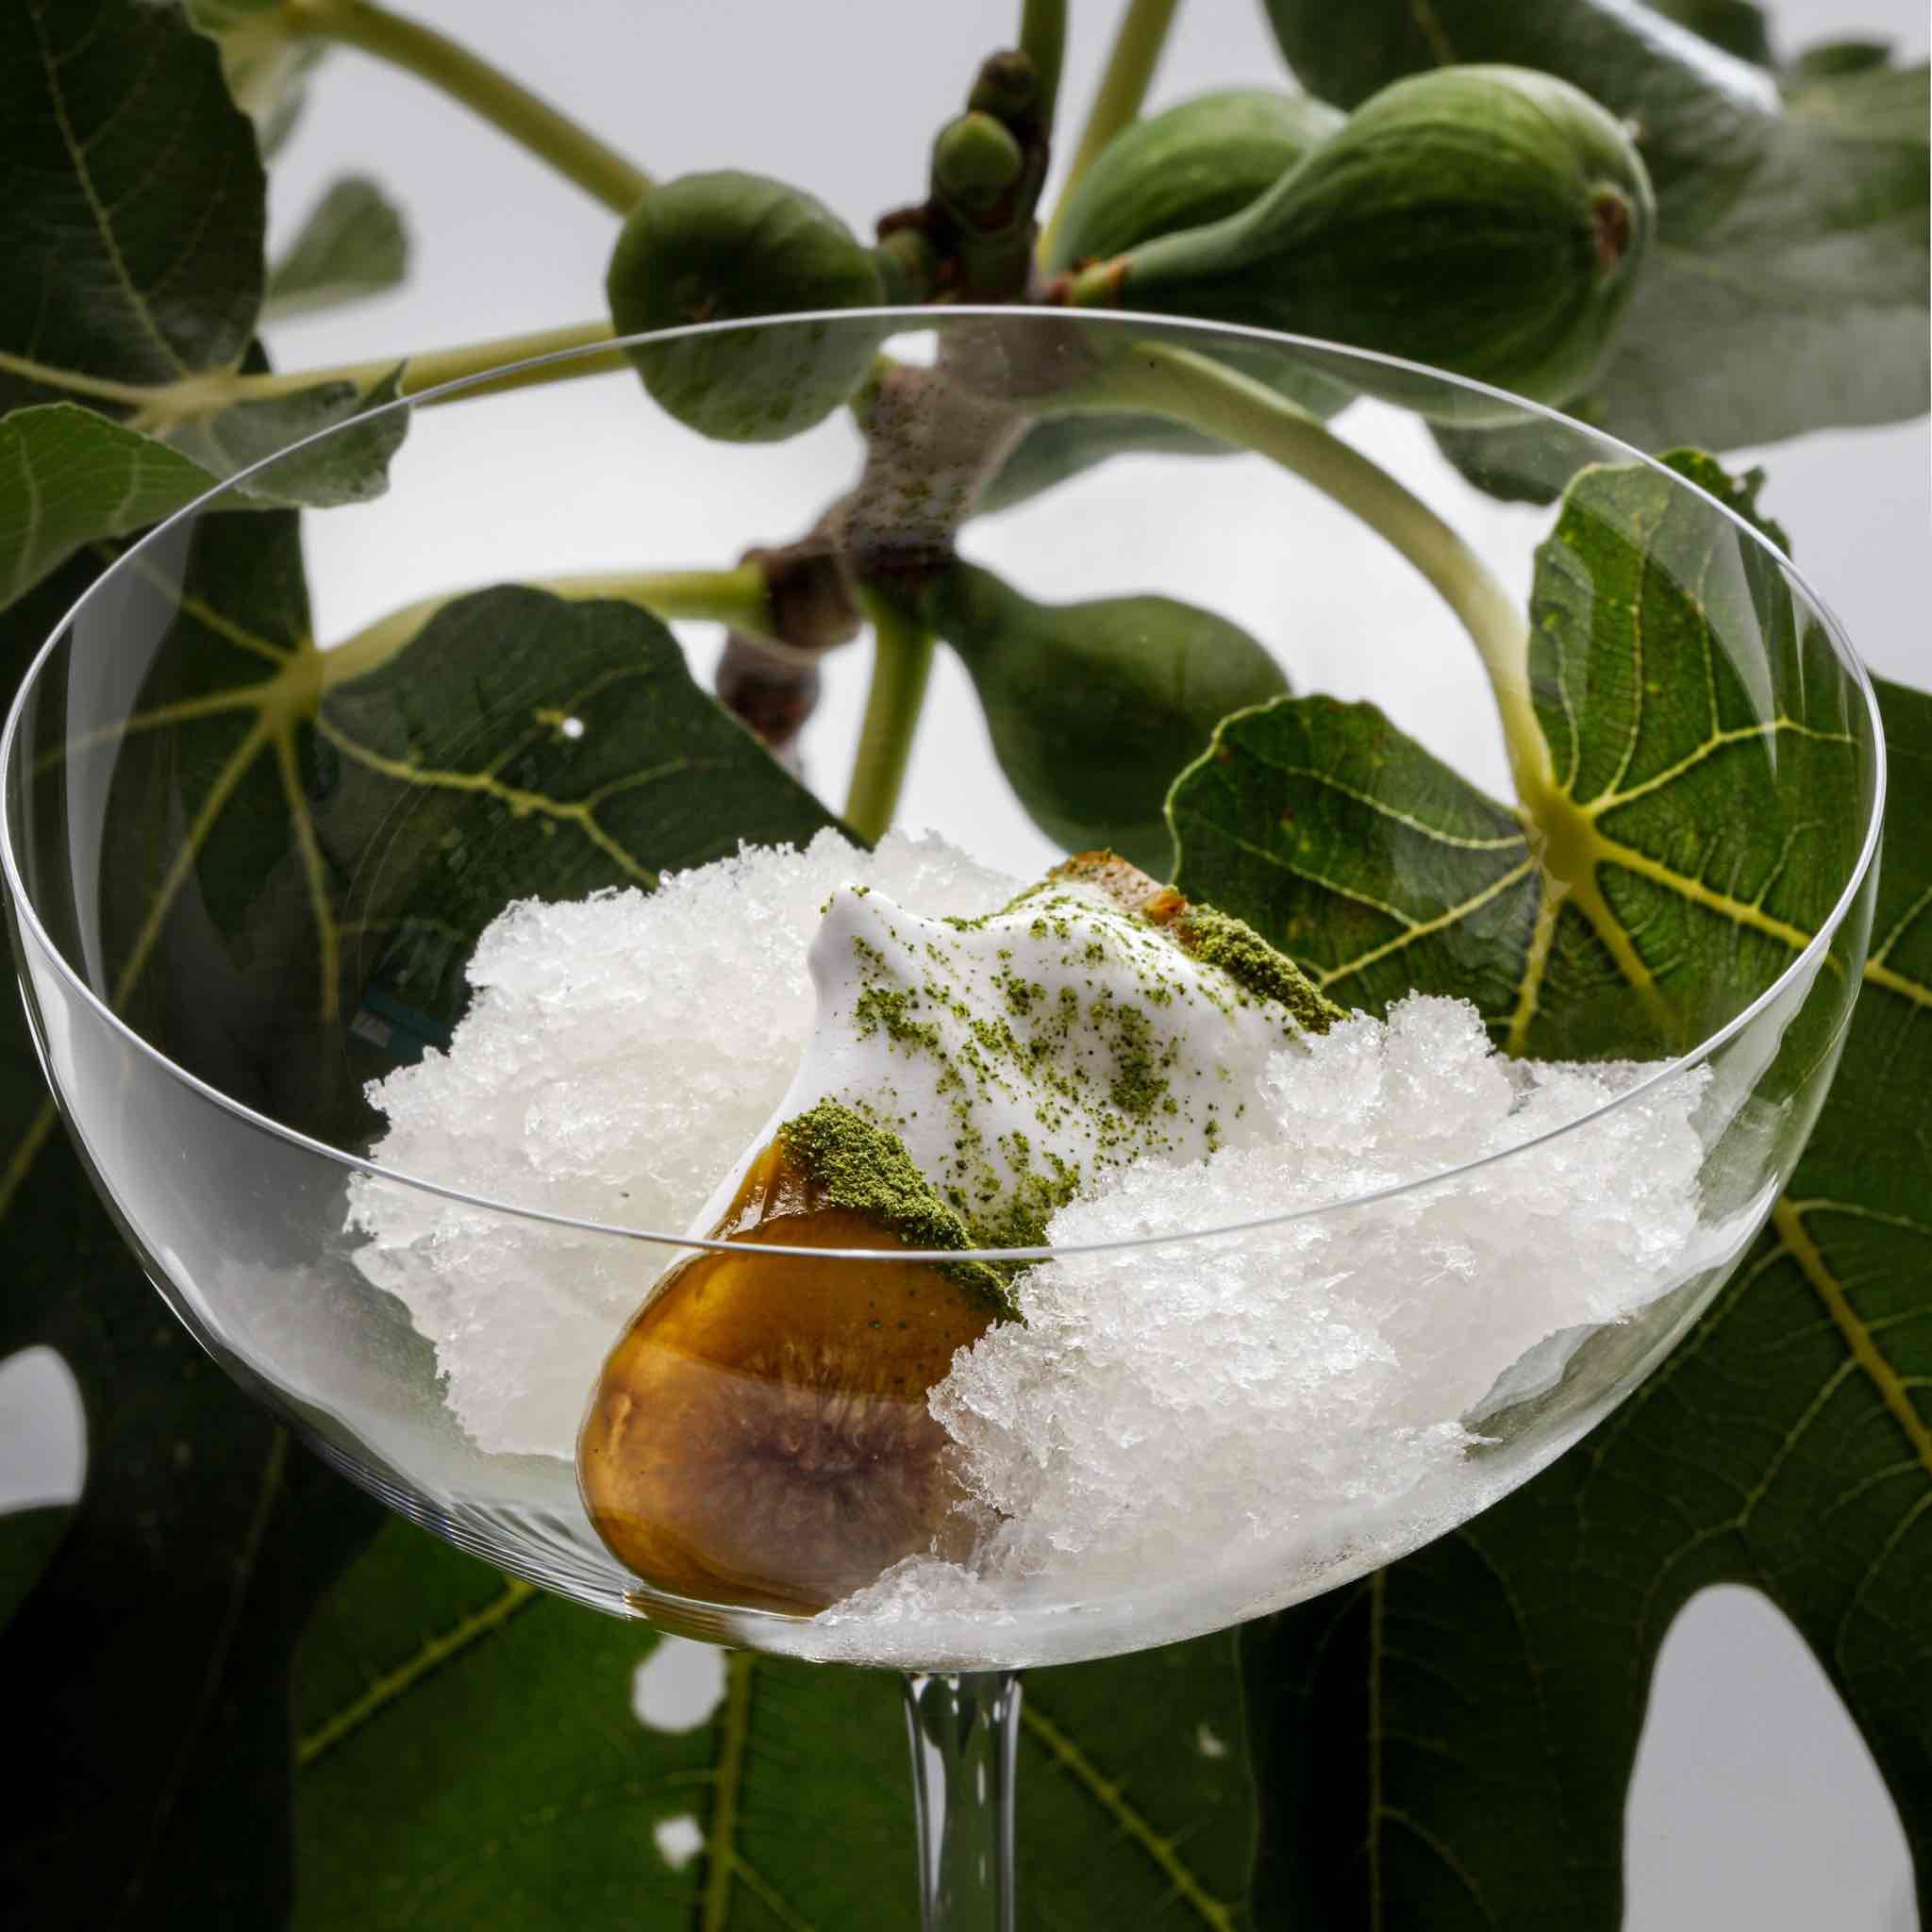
704, 851, 1341, 1258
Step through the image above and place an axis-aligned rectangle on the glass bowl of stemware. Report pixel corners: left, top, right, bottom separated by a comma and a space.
0, 310, 1883, 1928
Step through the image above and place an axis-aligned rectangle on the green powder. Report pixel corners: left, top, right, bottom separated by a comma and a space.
798, 874, 1337, 1274
1170, 906, 1344, 1034
779, 1100, 1015, 1315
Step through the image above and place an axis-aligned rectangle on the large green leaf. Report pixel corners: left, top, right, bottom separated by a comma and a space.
1232, 675, 1927, 1924
0, 378, 407, 605
0, 0, 263, 403
265, 176, 409, 322
1257, 0, 1930, 453
0, 407, 226, 605
1174, 452, 1862, 1058
1169, 455, 1926, 1919
0, 0, 405, 608
186, 0, 326, 154
0, 532, 386, 1924
291, 1522, 1257, 1929
0, 509, 843, 1918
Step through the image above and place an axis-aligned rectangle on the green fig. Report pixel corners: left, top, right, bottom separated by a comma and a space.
928, 562, 1289, 874
607, 170, 884, 443
985, 92, 1349, 517
1078, 66, 1654, 425
1043, 89, 1344, 273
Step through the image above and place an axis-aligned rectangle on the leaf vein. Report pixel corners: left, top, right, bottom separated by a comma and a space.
1317, 858, 1540, 993
296, 1575, 537, 1769
1772, 1198, 1932, 1482
26, 2, 191, 379
699, 1651, 756, 1932
1020, 1695, 1239, 1930
316, 716, 661, 886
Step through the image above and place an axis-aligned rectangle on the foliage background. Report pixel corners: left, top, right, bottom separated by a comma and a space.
0, 1, 1924, 1924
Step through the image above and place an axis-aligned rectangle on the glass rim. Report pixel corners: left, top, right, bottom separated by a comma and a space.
0, 306, 1890, 1264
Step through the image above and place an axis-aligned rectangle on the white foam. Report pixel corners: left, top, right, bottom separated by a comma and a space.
690, 873, 1307, 1242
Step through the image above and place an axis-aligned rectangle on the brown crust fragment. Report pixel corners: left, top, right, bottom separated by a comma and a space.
1049, 850, 1343, 1033
1050, 849, 1171, 917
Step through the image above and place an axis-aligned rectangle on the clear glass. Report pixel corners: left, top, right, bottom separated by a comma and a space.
0, 311, 1884, 1928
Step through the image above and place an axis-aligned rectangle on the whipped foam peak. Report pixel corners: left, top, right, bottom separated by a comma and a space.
695, 867, 1332, 1247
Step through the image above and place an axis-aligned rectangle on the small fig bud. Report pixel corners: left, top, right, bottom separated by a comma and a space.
933, 110, 1027, 211
607, 171, 885, 443
969, 49, 1039, 123
928, 562, 1290, 874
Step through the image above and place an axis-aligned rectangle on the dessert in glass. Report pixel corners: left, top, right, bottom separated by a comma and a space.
0, 311, 1882, 1927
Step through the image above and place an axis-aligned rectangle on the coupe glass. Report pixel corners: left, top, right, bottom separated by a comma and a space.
0, 310, 1884, 1929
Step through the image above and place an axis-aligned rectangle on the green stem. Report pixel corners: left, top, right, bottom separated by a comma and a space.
0, 349, 158, 408
320, 562, 774, 690
1039, 0, 1181, 262
843, 594, 937, 842
1055, 341, 1554, 803
285, 0, 650, 213
130, 321, 619, 431
1019, 0, 1068, 129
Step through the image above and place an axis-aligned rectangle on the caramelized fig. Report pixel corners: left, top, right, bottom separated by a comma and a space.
578, 1106, 1009, 1614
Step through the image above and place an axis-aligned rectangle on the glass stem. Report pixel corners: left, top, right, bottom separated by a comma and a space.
903, 1671, 1023, 1932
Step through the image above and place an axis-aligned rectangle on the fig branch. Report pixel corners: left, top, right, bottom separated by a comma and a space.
1053, 341, 1556, 805
844, 591, 938, 842
14, 321, 619, 435
1017, 0, 1068, 133
317, 562, 778, 690
877, 45, 1057, 305
276, 0, 650, 213
704, 39, 1061, 758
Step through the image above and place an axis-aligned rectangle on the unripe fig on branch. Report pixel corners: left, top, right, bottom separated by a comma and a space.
1043, 89, 1345, 272
607, 170, 884, 442
1066, 66, 1654, 425
928, 562, 1289, 874
984, 92, 1351, 515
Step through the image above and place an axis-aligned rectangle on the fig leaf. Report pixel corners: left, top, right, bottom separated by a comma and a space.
1171, 450, 1924, 1920
264, 176, 410, 322
290, 1523, 1259, 1930
0, 506, 841, 1920
0, 0, 408, 609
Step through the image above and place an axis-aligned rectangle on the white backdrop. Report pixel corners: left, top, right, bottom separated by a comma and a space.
1, 1, 1924, 1923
